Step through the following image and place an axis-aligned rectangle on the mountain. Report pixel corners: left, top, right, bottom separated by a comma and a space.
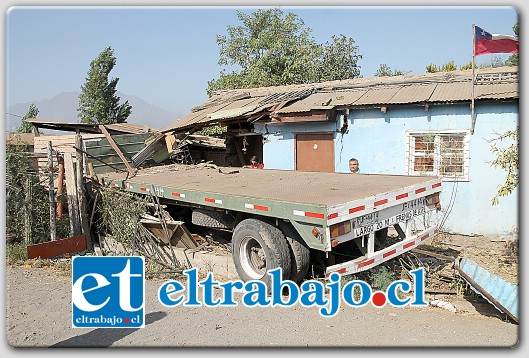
6, 92, 183, 132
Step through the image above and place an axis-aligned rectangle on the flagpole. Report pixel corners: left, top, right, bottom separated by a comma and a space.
471, 24, 476, 135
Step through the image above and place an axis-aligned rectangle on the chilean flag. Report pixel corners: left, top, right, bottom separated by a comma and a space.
474, 25, 518, 56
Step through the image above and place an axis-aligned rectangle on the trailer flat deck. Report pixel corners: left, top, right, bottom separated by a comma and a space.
101, 165, 436, 207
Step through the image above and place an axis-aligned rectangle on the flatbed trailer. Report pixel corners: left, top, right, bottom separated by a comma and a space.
101, 165, 441, 284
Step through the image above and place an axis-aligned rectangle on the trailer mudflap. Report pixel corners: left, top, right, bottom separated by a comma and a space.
325, 226, 438, 277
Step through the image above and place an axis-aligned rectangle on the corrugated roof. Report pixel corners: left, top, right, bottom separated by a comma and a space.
354, 86, 401, 105
475, 83, 518, 100
387, 83, 437, 104
24, 119, 155, 134
164, 66, 518, 132
429, 82, 473, 102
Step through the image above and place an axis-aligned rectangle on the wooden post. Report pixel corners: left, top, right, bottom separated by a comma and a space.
76, 134, 92, 250
64, 153, 81, 237
56, 157, 64, 220
99, 125, 136, 177
24, 176, 32, 245
47, 141, 57, 241
87, 162, 97, 180
234, 139, 246, 167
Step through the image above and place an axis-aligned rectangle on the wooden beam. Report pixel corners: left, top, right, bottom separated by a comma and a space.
56, 158, 64, 220
76, 134, 92, 251
63, 153, 81, 237
234, 139, 246, 166
47, 141, 57, 241
99, 125, 136, 177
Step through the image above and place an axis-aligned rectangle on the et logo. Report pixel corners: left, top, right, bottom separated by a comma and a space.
72, 256, 145, 328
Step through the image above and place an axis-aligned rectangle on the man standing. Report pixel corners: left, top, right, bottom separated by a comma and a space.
349, 158, 360, 173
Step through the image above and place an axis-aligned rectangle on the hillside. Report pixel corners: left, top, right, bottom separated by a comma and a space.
7, 92, 182, 132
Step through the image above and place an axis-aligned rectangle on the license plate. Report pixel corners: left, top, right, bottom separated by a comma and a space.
352, 203, 427, 237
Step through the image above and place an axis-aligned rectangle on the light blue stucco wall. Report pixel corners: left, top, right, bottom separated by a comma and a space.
254, 102, 518, 237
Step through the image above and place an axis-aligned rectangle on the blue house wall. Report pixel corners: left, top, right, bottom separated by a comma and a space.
254, 102, 518, 237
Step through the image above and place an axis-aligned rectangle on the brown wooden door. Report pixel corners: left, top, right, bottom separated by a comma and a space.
295, 133, 335, 172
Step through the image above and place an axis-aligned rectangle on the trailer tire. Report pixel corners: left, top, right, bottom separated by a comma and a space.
278, 222, 310, 284
191, 209, 235, 229
232, 218, 292, 285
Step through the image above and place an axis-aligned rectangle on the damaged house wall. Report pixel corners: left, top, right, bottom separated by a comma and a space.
255, 102, 518, 237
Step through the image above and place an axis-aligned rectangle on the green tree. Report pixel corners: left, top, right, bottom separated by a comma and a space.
490, 127, 518, 205
374, 64, 410, 77
316, 34, 362, 81
505, 23, 519, 67
207, 9, 362, 95
426, 61, 458, 73
17, 103, 39, 133
78, 46, 132, 124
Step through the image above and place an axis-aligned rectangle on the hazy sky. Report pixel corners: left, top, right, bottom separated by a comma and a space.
5, 5, 519, 118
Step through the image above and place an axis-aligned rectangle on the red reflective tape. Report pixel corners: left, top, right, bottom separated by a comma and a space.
432, 182, 441, 189
140, 187, 147, 191
358, 259, 375, 268
374, 199, 388, 207
204, 198, 216, 203
349, 205, 365, 214
305, 211, 325, 219
336, 268, 347, 274
328, 213, 338, 220
396, 193, 408, 200
415, 187, 426, 194
403, 241, 415, 249
172, 192, 182, 197
383, 249, 397, 258
253, 205, 268, 212
421, 233, 430, 241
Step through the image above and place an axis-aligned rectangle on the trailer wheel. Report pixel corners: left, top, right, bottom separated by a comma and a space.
232, 219, 292, 284
278, 221, 310, 284
191, 209, 235, 229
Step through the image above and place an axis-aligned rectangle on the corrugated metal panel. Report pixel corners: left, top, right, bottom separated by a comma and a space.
258, 88, 313, 106
213, 96, 262, 112
354, 86, 401, 105
457, 256, 518, 323
277, 90, 369, 113
166, 101, 231, 130
209, 104, 260, 120
276, 92, 336, 113
329, 89, 368, 106
475, 83, 518, 100
105, 123, 153, 134
387, 84, 437, 104
429, 82, 472, 102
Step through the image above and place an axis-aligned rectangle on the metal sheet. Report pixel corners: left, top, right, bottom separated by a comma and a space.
276, 92, 337, 113
354, 86, 401, 105
429, 82, 472, 102
387, 84, 437, 104
456, 256, 518, 323
475, 83, 518, 100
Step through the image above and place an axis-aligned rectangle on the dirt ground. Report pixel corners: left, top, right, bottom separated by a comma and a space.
3, 231, 520, 349
420, 231, 518, 285
3, 264, 519, 349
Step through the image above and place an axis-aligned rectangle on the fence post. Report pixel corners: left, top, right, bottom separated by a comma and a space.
47, 141, 57, 241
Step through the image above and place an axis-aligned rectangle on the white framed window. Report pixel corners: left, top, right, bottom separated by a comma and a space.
406, 130, 470, 181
